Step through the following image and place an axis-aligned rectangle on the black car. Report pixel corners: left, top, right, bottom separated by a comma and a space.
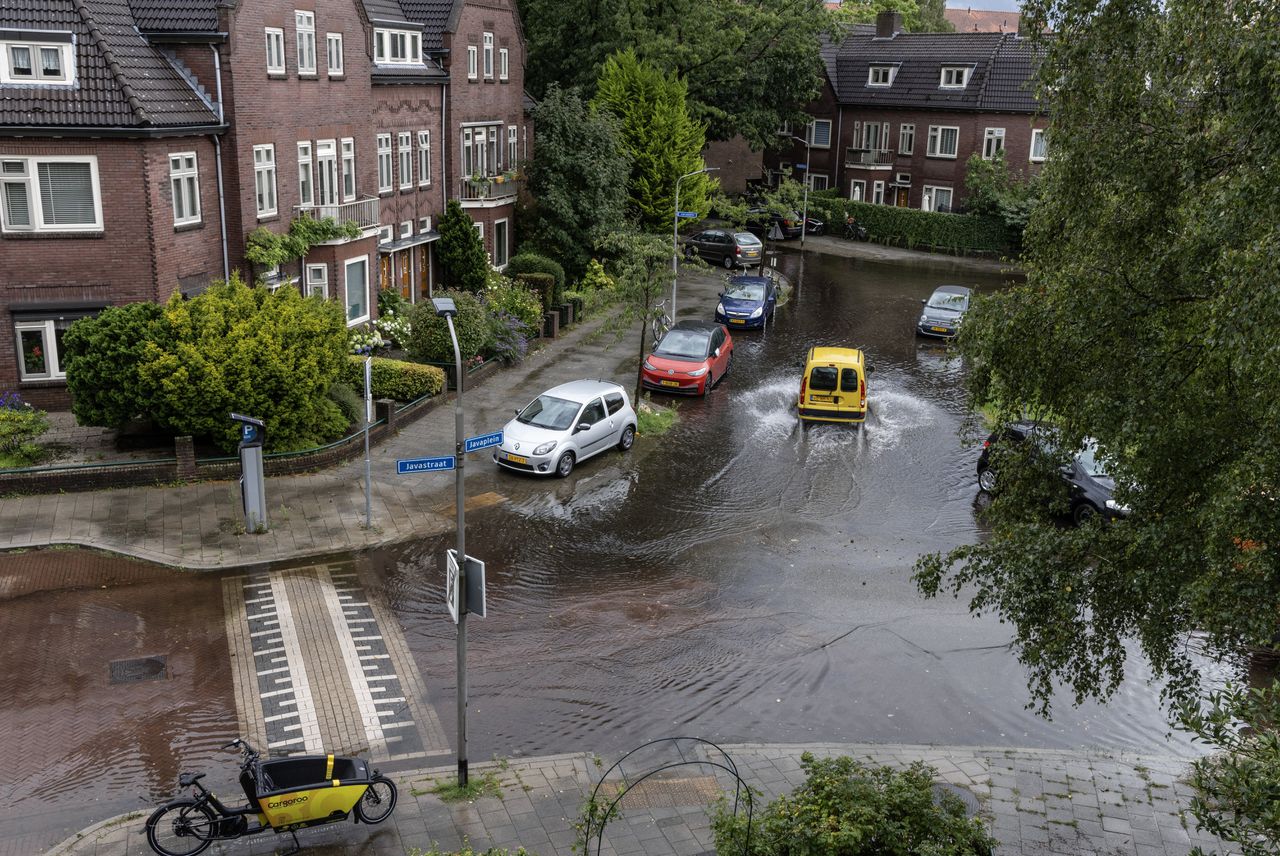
744, 207, 804, 240
683, 229, 763, 269
976, 421, 1130, 524
917, 285, 973, 339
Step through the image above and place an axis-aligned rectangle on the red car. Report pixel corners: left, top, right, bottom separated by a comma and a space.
641, 320, 734, 396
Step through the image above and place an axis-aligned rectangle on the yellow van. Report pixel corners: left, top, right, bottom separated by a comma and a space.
798, 347, 868, 424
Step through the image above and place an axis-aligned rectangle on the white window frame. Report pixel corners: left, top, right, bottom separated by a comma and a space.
418, 216, 431, 233
295, 11, 316, 76
378, 225, 393, 244
899, 123, 915, 155
373, 28, 421, 65
418, 131, 432, 186
315, 139, 338, 206
482, 32, 494, 79
306, 263, 328, 299
926, 125, 959, 159
253, 144, 277, 218
493, 217, 509, 268
922, 185, 953, 212
467, 45, 478, 80
872, 180, 885, 205
849, 179, 865, 202
326, 32, 343, 76
399, 220, 413, 238
1, 36, 76, 86
1030, 128, 1048, 162
376, 133, 393, 193
169, 152, 201, 227
344, 255, 370, 325
296, 141, 313, 208
340, 137, 356, 201
264, 28, 285, 74
15, 319, 67, 380
397, 131, 413, 189
808, 174, 829, 192
1, 155, 103, 233
499, 47, 509, 81
940, 65, 971, 89
867, 64, 896, 87
983, 127, 1006, 160
474, 221, 483, 240
507, 125, 518, 168
808, 119, 832, 149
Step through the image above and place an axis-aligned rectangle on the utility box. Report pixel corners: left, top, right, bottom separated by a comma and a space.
231, 413, 267, 533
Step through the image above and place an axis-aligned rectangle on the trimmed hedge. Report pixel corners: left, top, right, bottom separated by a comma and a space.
406, 290, 488, 363
506, 253, 566, 304
516, 272, 556, 312
806, 195, 1012, 256
342, 355, 446, 402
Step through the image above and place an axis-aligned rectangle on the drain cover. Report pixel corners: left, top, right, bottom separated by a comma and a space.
932, 782, 981, 816
110, 656, 168, 684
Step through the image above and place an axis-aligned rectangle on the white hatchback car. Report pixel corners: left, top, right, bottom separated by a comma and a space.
493, 379, 637, 477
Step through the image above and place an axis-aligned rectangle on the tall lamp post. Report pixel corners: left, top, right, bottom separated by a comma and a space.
671, 166, 719, 319
789, 134, 812, 250
432, 296, 470, 787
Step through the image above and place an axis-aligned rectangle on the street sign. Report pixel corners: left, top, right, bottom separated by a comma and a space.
445, 549, 487, 622
464, 430, 503, 453
794, 162, 808, 169
397, 455, 455, 474
676, 211, 698, 218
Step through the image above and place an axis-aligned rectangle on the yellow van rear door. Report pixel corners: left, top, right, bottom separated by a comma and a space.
839, 367, 863, 415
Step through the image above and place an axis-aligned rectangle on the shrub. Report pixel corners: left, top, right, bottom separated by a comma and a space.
0, 391, 49, 455
806, 196, 1012, 256
515, 273, 556, 312
328, 382, 363, 427
485, 278, 543, 334
437, 201, 489, 293
486, 311, 530, 364
348, 322, 388, 355
62, 301, 164, 428
406, 290, 488, 363
341, 355, 445, 401
578, 258, 615, 292
506, 252, 566, 303
711, 752, 994, 856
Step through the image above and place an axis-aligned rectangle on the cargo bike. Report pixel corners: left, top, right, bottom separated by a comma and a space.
146, 738, 397, 855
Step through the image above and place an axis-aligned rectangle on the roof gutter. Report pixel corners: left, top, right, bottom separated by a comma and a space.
142, 31, 228, 43
0, 124, 228, 139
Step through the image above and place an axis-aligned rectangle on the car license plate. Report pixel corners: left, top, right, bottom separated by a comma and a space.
730, 319, 746, 324
505, 453, 528, 464
931, 326, 948, 333
810, 395, 832, 403
660, 380, 680, 387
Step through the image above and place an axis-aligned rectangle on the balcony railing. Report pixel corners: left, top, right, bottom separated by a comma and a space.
844, 147, 895, 169
459, 175, 522, 203
295, 196, 380, 230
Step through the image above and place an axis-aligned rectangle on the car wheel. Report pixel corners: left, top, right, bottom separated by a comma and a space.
618, 425, 635, 452
555, 451, 575, 478
977, 467, 997, 493
703, 371, 715, 395
724, 353, 733, 376
1072, 502, 1099, 526
723, 255, 734, 269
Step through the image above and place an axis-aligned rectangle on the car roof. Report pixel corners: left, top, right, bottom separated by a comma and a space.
932, 285, 973, 296
809, 346, 864, 364
733, 232, 761, 243
539, 379, 626, 403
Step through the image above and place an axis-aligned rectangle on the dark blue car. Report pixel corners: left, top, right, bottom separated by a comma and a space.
714, 275, 777, 329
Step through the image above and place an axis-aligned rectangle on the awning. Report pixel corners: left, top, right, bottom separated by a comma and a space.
377, 230, 440, 253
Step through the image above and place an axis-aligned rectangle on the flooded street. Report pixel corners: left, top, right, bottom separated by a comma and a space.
0, 248, 1201, 850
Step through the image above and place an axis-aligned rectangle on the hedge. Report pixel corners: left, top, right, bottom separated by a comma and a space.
806, 195, 1012, 256
516, 272, 556, 312
342, 355, 446, 401
406, 290, 489, 363
506, 253, 566, 304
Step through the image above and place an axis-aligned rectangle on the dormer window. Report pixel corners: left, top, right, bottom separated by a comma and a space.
867, 64, 897, 87
374, 28, 422, 65
1, 32, 75, 86
940, 65, 972, 89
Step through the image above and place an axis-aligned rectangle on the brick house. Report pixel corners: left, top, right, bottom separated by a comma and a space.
767, 13, 1047, 214
1, 0, 530, 408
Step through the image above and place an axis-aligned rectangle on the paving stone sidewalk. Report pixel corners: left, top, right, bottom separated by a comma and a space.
48, 743, 1232, 856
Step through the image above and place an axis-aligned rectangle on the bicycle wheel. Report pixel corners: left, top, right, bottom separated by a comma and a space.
355, 776, 398, 824
146, 800, 217, 856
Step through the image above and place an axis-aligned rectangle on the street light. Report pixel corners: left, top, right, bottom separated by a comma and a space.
789, 134, 812, 249
672, 166, 719, 319
432, 296, 470, 787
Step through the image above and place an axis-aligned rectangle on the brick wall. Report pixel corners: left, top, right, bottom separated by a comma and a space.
703, 137, 764, 196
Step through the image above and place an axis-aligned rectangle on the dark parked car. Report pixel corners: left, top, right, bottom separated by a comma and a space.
744, 207, 803, 240
917, 285, 973, 339
976, 421, 1130, 524
683, 229, 762, 269
715, 274, 778, 329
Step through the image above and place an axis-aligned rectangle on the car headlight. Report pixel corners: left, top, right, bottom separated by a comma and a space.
533, 441, 557, 456
749, 306, 763, 319
687, 367, 708, 377
1105, 499, 1131, 513
919, 314, 929, 324
716, 302, 726, 316
643, 359, 656, 371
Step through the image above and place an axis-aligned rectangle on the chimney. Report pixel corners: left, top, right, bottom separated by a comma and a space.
875, 11, 903, 38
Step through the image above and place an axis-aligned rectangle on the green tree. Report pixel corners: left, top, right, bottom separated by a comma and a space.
135, 272, 349, 452
436, 201, 489, 293
912, 0, 1280, 848
63, 301, 164, 428
593, 50, 712, 231
520, 0, 833, 148
962, 152, 1039, 254
833, 0, 954, 33
524, 85, 631, 278
599, 230, 672, 405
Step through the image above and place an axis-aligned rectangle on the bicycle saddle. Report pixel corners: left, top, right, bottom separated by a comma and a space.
178, 772, 206, 787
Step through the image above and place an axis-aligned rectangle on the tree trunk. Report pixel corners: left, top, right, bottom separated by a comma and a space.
634, 295, 651, 408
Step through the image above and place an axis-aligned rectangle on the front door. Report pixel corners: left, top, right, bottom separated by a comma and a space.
894, 187, 910, 207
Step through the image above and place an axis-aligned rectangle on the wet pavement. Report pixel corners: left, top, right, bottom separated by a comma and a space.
0, 244, 1225, 854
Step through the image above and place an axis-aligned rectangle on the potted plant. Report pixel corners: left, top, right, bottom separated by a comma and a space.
469, 173, 489, 197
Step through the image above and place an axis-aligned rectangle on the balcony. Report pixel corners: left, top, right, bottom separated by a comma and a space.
295, 197, 380, 230
459, 175, 522, 206
844, 148, 895, 169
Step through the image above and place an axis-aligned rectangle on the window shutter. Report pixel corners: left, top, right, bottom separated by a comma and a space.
38, 162, 94, 225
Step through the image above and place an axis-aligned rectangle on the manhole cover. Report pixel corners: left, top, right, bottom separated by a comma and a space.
110, 656, 168, 684
932, 782, 981, 816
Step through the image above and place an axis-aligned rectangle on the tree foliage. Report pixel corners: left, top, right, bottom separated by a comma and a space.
599, 230, 673, 405
593, 50, 712, 231
436, 201, 489, 293
405, 290, 489, 364
963, 152, 1040, 253
63, 301, 164, 428
832, 0, 953, 33
913, 2, 1280, 844
523, 85, 630, 278
519, 0, 834, 147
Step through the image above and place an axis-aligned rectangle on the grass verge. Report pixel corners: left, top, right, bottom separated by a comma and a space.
637, 397, 677, 436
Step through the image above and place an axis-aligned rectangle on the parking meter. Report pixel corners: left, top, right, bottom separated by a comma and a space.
231, 413, 268, 533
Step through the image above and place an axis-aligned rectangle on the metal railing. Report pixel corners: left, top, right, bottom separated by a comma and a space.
295, 196, 380, 229
844, 147, 895, 168
458, 176, 521, 203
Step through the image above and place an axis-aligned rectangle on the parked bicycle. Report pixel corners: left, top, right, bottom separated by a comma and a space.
650, 299, 673, 342
145, 738, 397, 856
842, 216, 868, 241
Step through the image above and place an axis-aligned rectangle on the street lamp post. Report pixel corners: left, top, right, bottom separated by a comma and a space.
790, 134, 812, 250
432, 296, 469, 787
671, 166, 719, 319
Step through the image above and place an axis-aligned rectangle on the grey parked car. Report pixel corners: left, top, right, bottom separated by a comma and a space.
683, 229, 763, 269
493, 379, 637, 477
916, 285, 973, 338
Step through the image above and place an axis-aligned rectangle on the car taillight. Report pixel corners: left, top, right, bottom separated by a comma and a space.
800, 376, 807, 399
735, 247, 741, 255
982, 439, 990, 449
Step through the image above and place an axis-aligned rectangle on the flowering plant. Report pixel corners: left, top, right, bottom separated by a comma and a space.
467, 354, 485, 367
374, 308, 411, 348
347, 323, 387, 356
486, 312, 529, 365
0, 390, 49, 455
